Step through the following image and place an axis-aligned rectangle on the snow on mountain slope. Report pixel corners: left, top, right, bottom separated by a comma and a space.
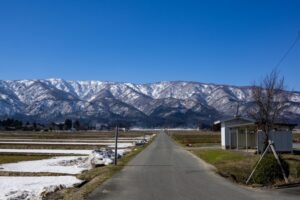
0, 79, 299, 126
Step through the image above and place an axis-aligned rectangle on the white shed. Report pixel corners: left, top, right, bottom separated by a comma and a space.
214, 116, 296, 153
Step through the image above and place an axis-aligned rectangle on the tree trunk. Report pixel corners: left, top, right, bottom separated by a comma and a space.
263, 132, 269, 152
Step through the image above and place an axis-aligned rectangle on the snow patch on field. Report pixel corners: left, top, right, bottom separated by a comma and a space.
108, 143, 134, 148
0, 176, 82, 200
0, 138, 139, 142
0, 149, 131, 174
0, 156, 89, 174
0, 148, 130, 155
0, 141, 135, 147
0, 149, 93, 155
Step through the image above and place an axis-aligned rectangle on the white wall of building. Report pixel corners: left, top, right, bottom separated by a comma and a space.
221, 125, 225, 148
221, 123, 231, 149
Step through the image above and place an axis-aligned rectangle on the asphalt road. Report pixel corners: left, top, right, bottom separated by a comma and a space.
88, 132, 299, 200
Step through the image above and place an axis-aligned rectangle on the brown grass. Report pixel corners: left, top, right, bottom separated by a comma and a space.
0, 131, 155, 150
170, 131, 220, 147
0, 131, 153, 140
293, 133, 300, 143
0, 154, 53, 164
282, 154, 300, 179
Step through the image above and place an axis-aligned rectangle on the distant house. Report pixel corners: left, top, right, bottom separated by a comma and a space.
214, 116, 297, 153
95, 123, 109, 130
294, 126, 300, 134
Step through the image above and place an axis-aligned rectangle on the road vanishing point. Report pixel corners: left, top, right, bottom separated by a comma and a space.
89, 132, 300, 200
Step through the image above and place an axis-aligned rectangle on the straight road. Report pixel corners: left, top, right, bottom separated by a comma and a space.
88, 132, 299, 200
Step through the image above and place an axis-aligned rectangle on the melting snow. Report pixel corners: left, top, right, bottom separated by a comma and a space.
107, 143, 134, 148
0, 148, 129, 155
0, 156, 90, 174
0, 141, 135, 147
0, 176, 82, 200
0, 149, 93, 155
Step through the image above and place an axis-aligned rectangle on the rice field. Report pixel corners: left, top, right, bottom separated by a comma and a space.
170, 131, 221, 147
0, 130, 156, 199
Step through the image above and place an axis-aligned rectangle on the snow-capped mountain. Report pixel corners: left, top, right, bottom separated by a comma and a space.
0, 79, 299, 127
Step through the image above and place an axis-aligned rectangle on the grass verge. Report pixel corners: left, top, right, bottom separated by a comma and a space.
45, 136, 156, 200
191, 149, 300, 185
192, 149, 258, 183
171, 132, 300, 186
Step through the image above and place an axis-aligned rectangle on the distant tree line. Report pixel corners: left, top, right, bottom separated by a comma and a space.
0, 117, 214, 131
0, 117, 134, 132
0, 118, 89, 131
0, 118, 23, 130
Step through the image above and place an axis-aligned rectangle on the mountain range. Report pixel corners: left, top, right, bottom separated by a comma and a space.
0, 79, 299, 128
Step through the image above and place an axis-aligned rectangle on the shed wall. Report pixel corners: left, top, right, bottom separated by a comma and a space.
258, 131, 292, 152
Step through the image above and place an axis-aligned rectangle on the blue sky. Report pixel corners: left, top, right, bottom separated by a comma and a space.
0, 0, 299, 90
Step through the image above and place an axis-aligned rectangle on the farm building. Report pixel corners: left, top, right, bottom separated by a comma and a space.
214, 116, 297, 153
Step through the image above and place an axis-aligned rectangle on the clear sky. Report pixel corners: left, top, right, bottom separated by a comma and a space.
0, 0, 299, 90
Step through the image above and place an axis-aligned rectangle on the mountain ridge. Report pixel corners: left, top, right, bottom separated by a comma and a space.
0, 79, 299, 127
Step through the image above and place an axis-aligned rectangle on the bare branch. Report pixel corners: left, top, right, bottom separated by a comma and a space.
250, 69, 288, 150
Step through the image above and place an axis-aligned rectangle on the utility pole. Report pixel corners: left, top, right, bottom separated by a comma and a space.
235, 101, 241, 117
114, 125, 119, 165
71, 119, 74, 131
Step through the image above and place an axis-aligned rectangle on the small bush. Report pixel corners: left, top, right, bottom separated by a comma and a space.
253, 154, 289, 185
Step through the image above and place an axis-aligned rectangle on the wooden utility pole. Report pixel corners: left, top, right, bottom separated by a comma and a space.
114, 125, 119, 165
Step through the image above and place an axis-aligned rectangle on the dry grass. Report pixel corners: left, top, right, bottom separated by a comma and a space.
282, 154, 300, 179
293, 133, 300, 143
170, 131, 220, 147
0, 131, 153, 140
0, 131, 155, 150
0, 154, 53, 165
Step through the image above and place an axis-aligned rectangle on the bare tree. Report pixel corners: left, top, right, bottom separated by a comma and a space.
249, 69, 289, 150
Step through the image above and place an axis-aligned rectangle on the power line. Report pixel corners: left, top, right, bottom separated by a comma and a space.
274, 32, 300, 69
